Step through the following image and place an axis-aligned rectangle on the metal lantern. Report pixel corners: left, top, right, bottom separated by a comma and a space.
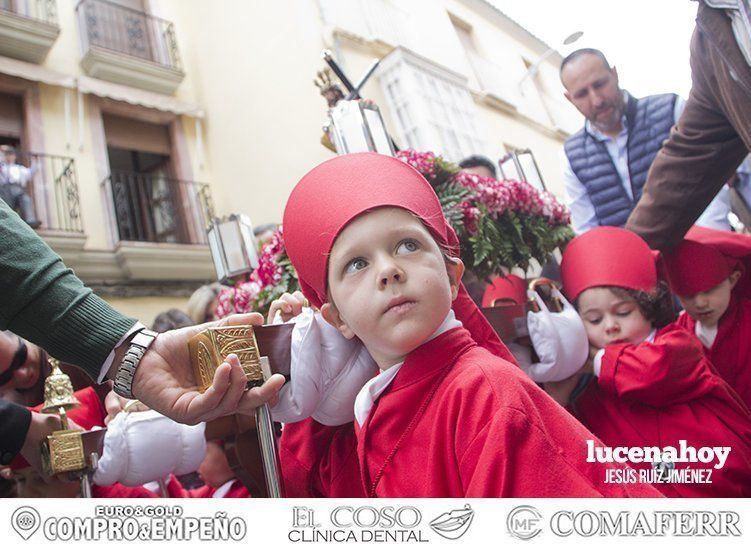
207, 214, 259, 285
328, 99, 395, 156
499, 149, 546, 192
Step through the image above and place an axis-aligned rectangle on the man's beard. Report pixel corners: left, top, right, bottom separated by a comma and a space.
590, 100, 625, 133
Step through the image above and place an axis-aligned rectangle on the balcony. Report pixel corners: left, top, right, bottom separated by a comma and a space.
106, 171, 212, 245
2, 151, 85, 261
105, 171, 215, 280
8, 151, 84, 234
0, 0, 60, 63
76, 0, 184, 94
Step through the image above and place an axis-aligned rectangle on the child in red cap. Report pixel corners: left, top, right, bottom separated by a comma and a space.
560, 226, 751, 497
279, 153, 660, 498
664, 226, 751, 409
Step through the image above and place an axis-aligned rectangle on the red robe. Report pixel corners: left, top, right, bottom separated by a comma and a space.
280, 327, 661, 498
676, 298, 751, 409
572, 324, 751, 497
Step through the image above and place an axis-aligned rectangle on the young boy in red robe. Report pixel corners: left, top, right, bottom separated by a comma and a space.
178, 441, 248, 498
278, 152, 660, 498
663, 226, 751, 409
560, 226, 751, 497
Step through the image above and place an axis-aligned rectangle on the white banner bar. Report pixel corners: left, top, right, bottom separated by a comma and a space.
1, 498, 748, 544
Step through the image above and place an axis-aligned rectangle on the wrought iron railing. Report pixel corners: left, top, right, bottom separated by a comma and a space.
6, 151, 83, 233
0, 0, 58, 25
106, 171, 213, 245
76, 0, 182, 71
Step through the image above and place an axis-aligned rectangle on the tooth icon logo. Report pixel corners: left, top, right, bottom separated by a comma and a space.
429, 504, 475, 540
11, 506, 41, 541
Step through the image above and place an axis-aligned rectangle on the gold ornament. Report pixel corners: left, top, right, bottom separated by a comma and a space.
188, 326, 263, 393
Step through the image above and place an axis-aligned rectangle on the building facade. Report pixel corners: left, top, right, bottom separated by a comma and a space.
0, 0, 580, 324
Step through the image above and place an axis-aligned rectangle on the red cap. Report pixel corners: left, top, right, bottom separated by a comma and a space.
663, 240, 735, 296
283, 152, 457, 308
664, 226, 751, 297
482, 274, 527, 307
561, 226, 657, 302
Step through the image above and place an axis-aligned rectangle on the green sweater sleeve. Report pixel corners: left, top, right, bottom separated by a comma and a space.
0, 199, 137, 380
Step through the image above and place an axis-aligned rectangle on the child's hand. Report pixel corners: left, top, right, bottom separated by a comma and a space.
104, 389, 149, 425
582, 345, 599, 375
267, 291, 308, 324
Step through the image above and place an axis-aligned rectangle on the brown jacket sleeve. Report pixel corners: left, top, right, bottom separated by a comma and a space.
627, 3, 751, 250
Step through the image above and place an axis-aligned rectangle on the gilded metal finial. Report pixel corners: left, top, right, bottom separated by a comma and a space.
42, 358, 79, 415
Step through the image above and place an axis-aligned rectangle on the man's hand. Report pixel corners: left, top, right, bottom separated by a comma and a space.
113, 313, 285, 425
18, 411, 82, 478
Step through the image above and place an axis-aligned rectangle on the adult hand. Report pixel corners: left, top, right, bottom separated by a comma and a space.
110, 313, 285, 425
18, 411, 82, 479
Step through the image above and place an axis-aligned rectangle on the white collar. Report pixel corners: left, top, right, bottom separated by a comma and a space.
212, 479, 237, 498
353, 310, 462, 426
695, 320, 718, 349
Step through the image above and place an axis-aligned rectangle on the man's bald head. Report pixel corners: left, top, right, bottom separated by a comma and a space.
560, 48, 611, 83
560, 48, 624, 135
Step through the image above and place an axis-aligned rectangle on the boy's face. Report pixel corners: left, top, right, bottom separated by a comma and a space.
324, 207, 462, 368
198, 441, 235, 489
577, 287, 653, 350
676, 271, 740, 328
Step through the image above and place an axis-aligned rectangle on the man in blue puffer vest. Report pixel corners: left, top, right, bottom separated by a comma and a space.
560, 48, 731, 234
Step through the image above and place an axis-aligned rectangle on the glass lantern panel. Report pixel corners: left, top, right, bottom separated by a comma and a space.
364, 108, 393, 156
517, 152, 545, 191
331, 101, 371, 154
237, 215, 260, 269
218, 221, 248, 275
500, 155, 522, 182
207, 225, 226, 282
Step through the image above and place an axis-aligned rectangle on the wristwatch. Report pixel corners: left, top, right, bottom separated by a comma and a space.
112, 329, 159, 399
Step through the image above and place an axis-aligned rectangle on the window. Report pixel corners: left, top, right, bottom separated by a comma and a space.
103, 114, 188, 244
379, 48, 485, 162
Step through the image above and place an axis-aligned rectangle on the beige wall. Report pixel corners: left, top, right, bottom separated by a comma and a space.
13, 0, 581, 310
161, 0, 579, 224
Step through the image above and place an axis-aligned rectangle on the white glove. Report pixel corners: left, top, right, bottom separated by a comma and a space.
271, 307, 378, 425
93, 411, 206, 487
523, 287, 588, 382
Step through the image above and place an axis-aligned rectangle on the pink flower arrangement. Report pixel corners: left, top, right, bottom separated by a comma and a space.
399, 149, 570, 228
396, 149, 574, 278
397, 149, 439, 181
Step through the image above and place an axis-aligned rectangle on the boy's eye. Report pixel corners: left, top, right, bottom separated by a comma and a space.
396, 239, 419, 255
345, 258, 368, 274
587, 318, 602, 325
616, 310, 632, 317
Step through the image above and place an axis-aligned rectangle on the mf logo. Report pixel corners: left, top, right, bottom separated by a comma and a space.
507, 505, 543, 540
